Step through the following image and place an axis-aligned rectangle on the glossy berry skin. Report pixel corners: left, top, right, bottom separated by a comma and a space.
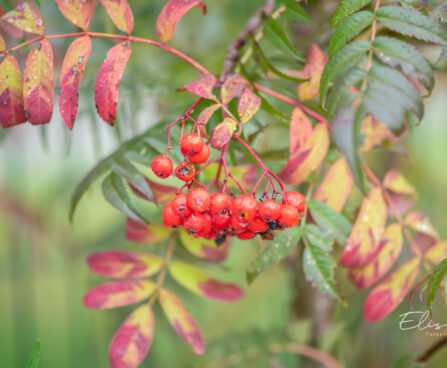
175, 161, 195, 182
278, 204, 300, 228
248, 216, 268, 233
236, 229, 256, 240
162, 204, 182, 227
212, 212, 232, 231
231, 216, 247, 233
181, 133, 205, 155
283, 191, 306, 215
188, 144, 210, 164
171, 194, 190, 217
187, 188, 211, 212
210, 193, 233, 214
232, 195, 258, 223
194, 213, 212, 238
183, 212, 207, 234
258, 199, 282, 222
151, 155, 173, 179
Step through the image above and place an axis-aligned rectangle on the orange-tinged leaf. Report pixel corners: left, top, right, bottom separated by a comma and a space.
221, 74, 250, 105
425, 241, 447, 264
405, 211, 439, 254
95, 41, 131, 125
59, 36, 91, 129
364, 258, 421, 322
339, 188, 387, 268
1, 3, 44, 36
109, 303, 154, 368
125, 217, 172, 244
87, 251, 165, 279
179, 230, 230, 262
360, 116, 396, 151
99, 0, 134, 34
83, 280, 156, 309
156, 0, 206, 42
169, 261, 243, 301
279, 123, 329, 185
298, 44, 327, 101
55, 0, 97, 31
237, 88, 261, 123
0, 55, 26, 128
158, 288, 204, 355
313, 156, 353, 212
289, 107, 312, 153
210, 117, 237, 150
23, 40, 54, 125
184, 73, 217, 99
197, 103, 220, 137
383, 170, 417, 216
348, 224, 403, 289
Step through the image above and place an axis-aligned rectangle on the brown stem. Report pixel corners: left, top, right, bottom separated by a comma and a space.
219, 0, 275, 82
361, 0, 381, 90
416, 336, 447, 362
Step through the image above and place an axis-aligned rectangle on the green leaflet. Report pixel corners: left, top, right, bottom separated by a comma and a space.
426, 258, 447, 318
332, 0, 372, 28
264, 17, 306, 61
303, 224, 343, 301
247, 227, 302, 283
26, 340, 41, 368
372, 36, 434, 91
102, 172, 149, 223
308, 200, 352, 245
329, 11, 373, 56
376, 6, 447, 45
320, 41, 370, 105
278, 0, 315, 24
363, 65, 423, 133
332, 105, 366, 191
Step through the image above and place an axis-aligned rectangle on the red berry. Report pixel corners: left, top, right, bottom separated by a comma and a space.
183, 212, 207, 234
171, 194, 190, 217
231, 216, 247, 233
278, 204, 300, 228
205, 228, 218, 240
162, 203, 182, 227
194, 213, 212, 238
175, 161, 195, 182
236, 229, 256, 240
258, 199, 282, 222
212, 212, 232, 231
151, 155, 173, 179
283, 191, 306, 215
209, 193, 233, 214
187, 188, 211, 212
181, 133, 204, 155
247, 216, 268, 233
188, 144, 210, 164
231, 195, 258, 223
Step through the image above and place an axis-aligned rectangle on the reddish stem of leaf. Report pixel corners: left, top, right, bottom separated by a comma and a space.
254, 83, 330, 129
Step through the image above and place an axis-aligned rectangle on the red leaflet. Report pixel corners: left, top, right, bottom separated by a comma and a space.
0, 55, 27, 128
99, 0, 134, 34
125, 217, 173, 244
383, 170, 417, 216
405, 211, 439, 254
55, 0, 97, 31
237, 88, 261, 123
210, 117, 237, 150
59, 36, 91, 129
87, 251, 165, 279
156, 0, 206, 42
220, 74, 250, 104
1, 3, 44, 36
95, 42, 131, 126
184, 73, 218, 99
109, 304, 155, 368
23, 40, 54, 125
197, 103, 220, 137
83, 280, 156, 309
158, 288, 204, 355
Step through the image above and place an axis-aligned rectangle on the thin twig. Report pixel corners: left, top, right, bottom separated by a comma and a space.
416, 336, 447, 362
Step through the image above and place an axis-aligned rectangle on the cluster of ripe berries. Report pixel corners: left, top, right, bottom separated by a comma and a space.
151, 132, 305, 242
151, 133, 210, 181
161, 190, 305, 242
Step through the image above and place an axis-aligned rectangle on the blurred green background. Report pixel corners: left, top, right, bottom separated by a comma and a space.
1, 0, 447, 367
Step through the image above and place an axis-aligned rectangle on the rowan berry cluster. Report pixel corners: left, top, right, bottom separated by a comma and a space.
151, 130, 305, 243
